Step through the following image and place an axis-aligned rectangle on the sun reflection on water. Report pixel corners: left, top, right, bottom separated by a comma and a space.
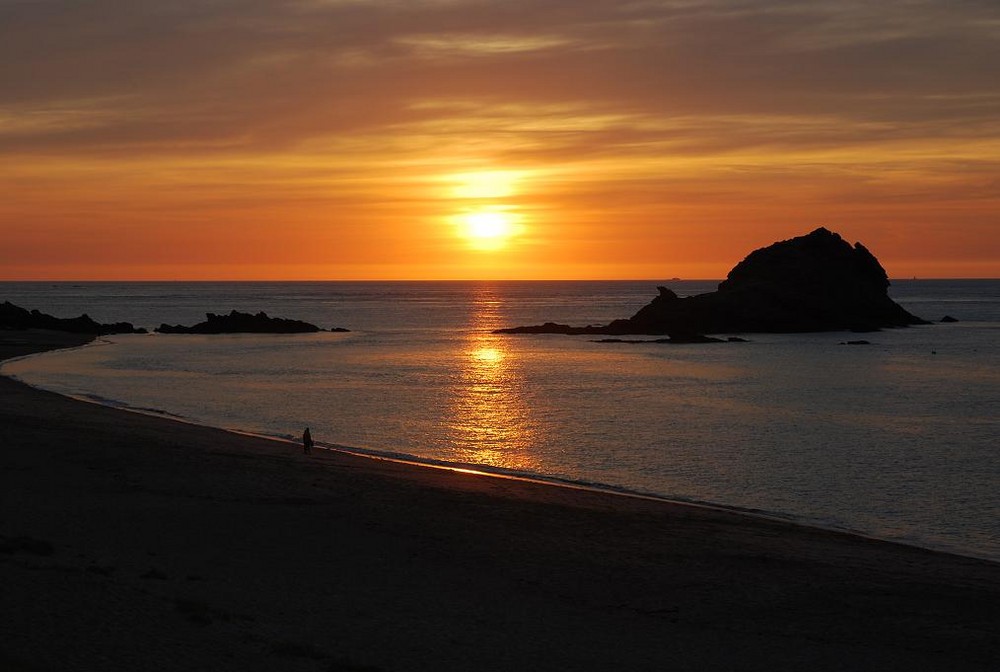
471, 346, 503, 366
446, 287, 538, 471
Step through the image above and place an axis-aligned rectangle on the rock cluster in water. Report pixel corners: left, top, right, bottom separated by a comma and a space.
155, 310, 346, 334
0, 301, 146, 335
496, 228, 928, 337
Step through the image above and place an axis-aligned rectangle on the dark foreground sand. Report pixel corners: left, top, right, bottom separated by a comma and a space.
1, 331, 998, 671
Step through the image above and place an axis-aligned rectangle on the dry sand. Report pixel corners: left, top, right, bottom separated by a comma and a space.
1, 330, 998, 671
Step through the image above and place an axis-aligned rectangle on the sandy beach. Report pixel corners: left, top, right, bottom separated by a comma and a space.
1, 331, 998, 671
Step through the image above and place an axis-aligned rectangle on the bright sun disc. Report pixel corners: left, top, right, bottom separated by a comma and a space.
466, 211, 512, 239
456, 209, 521, 250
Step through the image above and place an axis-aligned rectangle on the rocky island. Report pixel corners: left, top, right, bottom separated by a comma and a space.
154, 310, 346, 334
497, 228, 928, 337
0, 301, 146, 335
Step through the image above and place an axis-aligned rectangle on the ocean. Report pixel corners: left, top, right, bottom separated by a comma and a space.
2, 280, 998, 561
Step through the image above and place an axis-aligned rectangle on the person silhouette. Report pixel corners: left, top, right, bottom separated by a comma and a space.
302, 427, 313, 454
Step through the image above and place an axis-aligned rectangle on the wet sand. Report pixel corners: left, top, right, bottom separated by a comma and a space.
1, 330, 998, 671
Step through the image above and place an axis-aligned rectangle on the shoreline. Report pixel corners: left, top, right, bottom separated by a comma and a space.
2, 330, 999, 671
10, 337, 995, 566
6, 337, 996, 566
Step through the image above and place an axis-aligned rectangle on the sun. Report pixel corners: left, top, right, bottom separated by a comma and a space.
444, 169, 530, 251
466, 211, 512, 239
457, 208, 520, 250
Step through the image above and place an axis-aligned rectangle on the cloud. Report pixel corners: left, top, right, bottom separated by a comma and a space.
2, 0, 998, 153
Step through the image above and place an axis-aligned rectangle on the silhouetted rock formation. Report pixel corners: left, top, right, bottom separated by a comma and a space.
594, 335, 726, 345
155, 310, 343, 334
0, 301, 146, 335
497, 228, 928, 336
940, 315, 959, 323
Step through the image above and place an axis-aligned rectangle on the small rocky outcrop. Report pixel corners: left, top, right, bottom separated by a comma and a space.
940, 315, 959, 323
593, 334, 726, 345
155, 310, 345, 334
0, 301, 146, 335
497, 228, 928, 336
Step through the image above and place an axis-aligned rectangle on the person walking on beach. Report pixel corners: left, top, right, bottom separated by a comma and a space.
302, 427, 313, 455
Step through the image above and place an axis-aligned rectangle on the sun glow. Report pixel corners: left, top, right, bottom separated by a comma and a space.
466, 211, 512, 239
458, 209, 520, 250
444, 169, 529, 252
450, 170, 524, 199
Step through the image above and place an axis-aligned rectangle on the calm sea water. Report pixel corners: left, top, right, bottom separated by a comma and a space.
2, 280, 998, 561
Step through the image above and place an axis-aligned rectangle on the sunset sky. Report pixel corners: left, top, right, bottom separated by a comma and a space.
2, 0, 998, 280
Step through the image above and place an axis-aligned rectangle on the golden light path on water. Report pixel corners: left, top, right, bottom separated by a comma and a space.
446, 286, 539, 471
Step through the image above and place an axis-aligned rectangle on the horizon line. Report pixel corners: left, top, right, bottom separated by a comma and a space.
3, 277, 998, 283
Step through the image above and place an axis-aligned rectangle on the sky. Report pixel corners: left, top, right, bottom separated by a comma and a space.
2, 0, 999, 280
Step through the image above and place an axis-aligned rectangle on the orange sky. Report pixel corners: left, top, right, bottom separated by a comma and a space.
2, 1, 998, 280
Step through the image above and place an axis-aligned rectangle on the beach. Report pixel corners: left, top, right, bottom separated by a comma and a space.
2, 331, 998, 671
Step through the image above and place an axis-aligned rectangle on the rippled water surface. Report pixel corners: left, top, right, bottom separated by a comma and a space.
3, 280, 998, 560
